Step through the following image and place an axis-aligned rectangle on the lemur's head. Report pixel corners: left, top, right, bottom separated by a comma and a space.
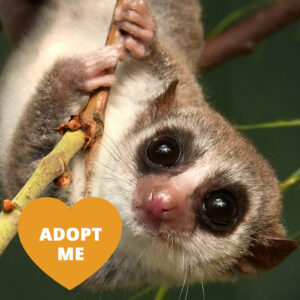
88, 79, 297, 290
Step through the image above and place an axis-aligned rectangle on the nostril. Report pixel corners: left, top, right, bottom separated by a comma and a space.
144, 190, 179, 220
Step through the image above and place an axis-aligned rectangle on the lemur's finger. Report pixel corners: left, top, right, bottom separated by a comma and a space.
75, 43, 126, 92
81, 44, 125, 77
124, 35, 146, 58
115, 8, 154, 31
83, 74, 116, 92
116, 21, 154, 43
117, 1, 153, 22
83, 44, 125, 67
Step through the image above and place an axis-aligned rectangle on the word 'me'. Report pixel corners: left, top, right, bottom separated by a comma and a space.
39, 227, 102, 261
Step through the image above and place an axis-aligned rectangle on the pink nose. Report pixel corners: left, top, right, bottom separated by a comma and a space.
134, 175, 194, 232
145, 189, 180, 221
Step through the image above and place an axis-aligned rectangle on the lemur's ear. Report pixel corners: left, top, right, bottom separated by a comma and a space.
0, 0, 45, 43
154, 80, 178, 112
236, 237, 298, 274
139, 80, 178, 126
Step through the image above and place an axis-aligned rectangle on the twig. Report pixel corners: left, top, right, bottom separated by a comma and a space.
280, 168, 300, 193
0, 131, 85, 255
200, 0, 300, 72
82, 0, 126, 197
207, 0, 276, 39
237, 119, 300, 130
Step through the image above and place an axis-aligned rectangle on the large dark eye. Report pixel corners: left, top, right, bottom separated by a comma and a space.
146, 136, 181, 168
203, 191, 237, 225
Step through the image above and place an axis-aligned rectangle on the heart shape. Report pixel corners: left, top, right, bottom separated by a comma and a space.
18, 197, 122, 290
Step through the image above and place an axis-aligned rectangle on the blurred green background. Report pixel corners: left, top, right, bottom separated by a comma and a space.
0, 0, 299, 299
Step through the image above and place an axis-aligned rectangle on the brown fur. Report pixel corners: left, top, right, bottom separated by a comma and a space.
0, 0, 46, 43
3, 58, 88, 198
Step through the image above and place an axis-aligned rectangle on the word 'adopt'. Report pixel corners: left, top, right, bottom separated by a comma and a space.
39, 227, 103, 261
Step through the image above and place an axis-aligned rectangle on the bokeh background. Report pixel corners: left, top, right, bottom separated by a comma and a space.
0, 0, 299, 299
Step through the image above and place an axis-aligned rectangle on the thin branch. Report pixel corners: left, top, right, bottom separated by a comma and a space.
82, 0, 125, 197
200, 0, 300, 72
280, 168, 300, 193
0, 130, 85, 255
237, 119, 300, 130
207, 0, 276, 39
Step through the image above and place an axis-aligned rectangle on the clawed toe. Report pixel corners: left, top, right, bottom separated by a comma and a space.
78, 44, 125, 92
114, 0, 156, 58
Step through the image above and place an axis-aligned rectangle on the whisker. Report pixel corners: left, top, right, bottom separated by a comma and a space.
103, 132, 132, 165
98, 177, 132, 191
184, 284, 189, 300
178, 265, 187, 300
126, 246, 147, 279
137, 247, 146, 263
96, 162, 134, 187
101, 133, 138, 177
95, 161, 134, 183
201, 281, 206, 300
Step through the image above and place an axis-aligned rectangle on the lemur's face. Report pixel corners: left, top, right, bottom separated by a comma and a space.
102, 99, 297, 285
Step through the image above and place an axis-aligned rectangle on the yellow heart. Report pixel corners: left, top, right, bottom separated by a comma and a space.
18, 197, 122, 290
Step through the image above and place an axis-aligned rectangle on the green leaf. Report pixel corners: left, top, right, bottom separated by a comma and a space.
291, 230, 300, 241
128, 287, 155, 300
237, 119, 300, 130
207, 0, 276, 38
281, 168, 300, 193
154, 287, 169, 300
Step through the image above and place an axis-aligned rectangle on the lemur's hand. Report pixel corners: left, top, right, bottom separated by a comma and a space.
114, 0, 156, 58
77, 44, 125, 92
52, 44, 125, 96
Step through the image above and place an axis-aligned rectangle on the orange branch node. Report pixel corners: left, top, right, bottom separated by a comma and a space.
1, 200, 16, 213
